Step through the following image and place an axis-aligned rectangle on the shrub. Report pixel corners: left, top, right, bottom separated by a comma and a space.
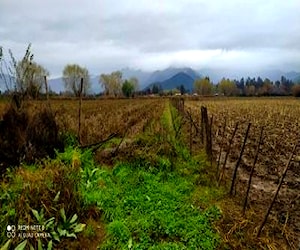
0, 97, 63, 175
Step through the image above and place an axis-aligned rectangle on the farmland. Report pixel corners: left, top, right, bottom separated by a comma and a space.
185, 97, 300, 249
0, 97, 299, 249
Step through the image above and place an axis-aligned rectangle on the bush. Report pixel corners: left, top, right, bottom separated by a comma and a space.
0, 97, 64, 176
0, 101, 29, 173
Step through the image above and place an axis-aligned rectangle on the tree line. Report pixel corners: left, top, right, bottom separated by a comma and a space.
145, 76, 300, 97
0, 45, 139, 99
1, 44, 299, 98
194, 76, 300, 97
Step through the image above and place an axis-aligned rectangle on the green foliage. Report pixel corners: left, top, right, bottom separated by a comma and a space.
30, 207, 59, 244
60, 131, 79, 148
129, 77, 139, 92
107, 220, 130, 243
83, 155, 221, 250
218, 78, 238, 96
122, 80, 135, 98
56, 146, 94, 171
0, 174, 22, 243
194, 77, 213, 95
1, 239, 12, 250
14, 240, 27, 250
82, 223, 96, 238
0, 148, 88, 249
57, 207, 86, 239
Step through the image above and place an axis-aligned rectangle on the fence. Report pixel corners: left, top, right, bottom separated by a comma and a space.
170, 97, 299, 238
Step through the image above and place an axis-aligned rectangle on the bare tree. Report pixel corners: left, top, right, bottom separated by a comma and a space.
100, 71, 122, 96
0, 44, 49, 99
63, 64, 90, 96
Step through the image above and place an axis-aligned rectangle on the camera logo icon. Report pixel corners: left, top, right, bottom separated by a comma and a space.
6, 225, 16, 232
6, 225, 16, 238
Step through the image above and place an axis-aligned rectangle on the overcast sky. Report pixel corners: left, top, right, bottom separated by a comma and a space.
1, 0, 300, 78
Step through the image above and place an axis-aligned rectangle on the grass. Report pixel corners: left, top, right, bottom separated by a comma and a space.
78, 102, 223, 249
0, 99, 224, 249
84, 160, 221, 249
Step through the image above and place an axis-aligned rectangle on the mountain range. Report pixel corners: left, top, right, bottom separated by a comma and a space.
1, 67, 300, 94
46, 67, 201, 94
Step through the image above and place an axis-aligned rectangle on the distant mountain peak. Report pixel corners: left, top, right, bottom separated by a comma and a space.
145, 70, 199, 92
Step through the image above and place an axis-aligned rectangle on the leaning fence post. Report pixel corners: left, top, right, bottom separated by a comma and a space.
243, 126, 264, 214
217, 118, 227, 177
230, 123, 251, 195
257, 143, 298, 237
218, 122, 239, 185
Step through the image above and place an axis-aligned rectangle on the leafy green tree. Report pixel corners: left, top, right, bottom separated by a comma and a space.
122, 80, 135, 97
129, 77, 139, 92
218, 78, 238, 96
100, 71, 122, 96
63, 64, 90, 97
194, 77, 213, 95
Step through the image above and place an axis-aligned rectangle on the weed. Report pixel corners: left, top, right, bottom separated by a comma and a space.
83, 223, 96, 238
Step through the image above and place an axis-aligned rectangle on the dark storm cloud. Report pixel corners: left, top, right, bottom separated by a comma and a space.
1, 0, 299, 77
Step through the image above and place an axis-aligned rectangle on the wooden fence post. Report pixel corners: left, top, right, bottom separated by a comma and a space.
218, 122, 239, 185
200, 106, 213, 162
200, 107, 205, 144
209, 115, 213, 166
217, 118, 227, 177
189, 109, 193, 154
78, 78, 83, 145
230, 123, 251, 195
44, 75, 49, 102
243, 126, 264, 214
257, 143, 298, 237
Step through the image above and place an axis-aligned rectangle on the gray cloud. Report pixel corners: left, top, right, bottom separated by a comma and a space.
1, 0, 300, 77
